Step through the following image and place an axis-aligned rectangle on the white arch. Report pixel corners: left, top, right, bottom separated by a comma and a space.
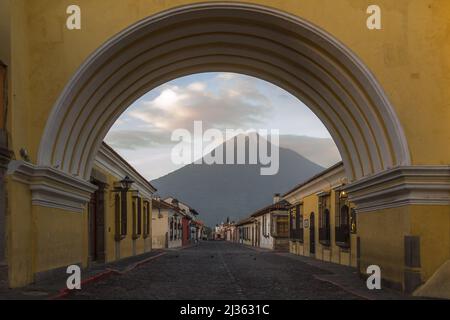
37, 2, 410, 182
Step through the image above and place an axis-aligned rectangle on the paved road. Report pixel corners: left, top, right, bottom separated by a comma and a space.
67, 241, 368, 300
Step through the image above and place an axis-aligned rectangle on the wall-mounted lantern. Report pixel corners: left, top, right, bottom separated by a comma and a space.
120, 176, 134, 191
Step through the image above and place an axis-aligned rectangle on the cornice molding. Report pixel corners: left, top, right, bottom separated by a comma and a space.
344, 166, 450, 213
94, 144, 155, 200
7, 161, 97, 213
283, 164, 346, 204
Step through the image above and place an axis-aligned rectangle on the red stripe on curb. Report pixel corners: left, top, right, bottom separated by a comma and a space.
114, 252, 167, 274
49, 252, 167, 300
50, 270, 116, 300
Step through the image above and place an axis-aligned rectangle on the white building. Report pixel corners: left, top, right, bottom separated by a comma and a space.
249, 194, 290, 251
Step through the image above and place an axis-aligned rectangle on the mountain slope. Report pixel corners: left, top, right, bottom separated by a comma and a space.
278, 135, 341, 168
151, 136, 324, 227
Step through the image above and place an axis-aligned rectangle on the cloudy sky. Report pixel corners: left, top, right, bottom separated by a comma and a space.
105, 72, 338, 180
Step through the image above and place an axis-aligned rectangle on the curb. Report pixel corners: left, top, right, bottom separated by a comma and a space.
49, 252, 167, 300
313, 274, 373, 301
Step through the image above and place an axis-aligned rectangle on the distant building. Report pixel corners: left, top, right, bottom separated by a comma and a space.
250, 194, 290, 251
236, 217, 255, 247
152, 198, 183, 249
214, 220, 237, 241
164, 197, 203, 247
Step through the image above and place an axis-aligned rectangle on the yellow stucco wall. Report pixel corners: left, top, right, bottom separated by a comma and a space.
152, 210, 168, 250
6, 177, 88, 287
3, 0, 450, 168
6, 178, 33, 287
33, 205, 88, 273
290, 190, 358, 268
359, 205, 450, 288
359, 207, 409, 286
410, 205, 450, 281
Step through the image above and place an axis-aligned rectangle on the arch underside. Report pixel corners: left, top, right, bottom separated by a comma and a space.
38, 3, 410, 182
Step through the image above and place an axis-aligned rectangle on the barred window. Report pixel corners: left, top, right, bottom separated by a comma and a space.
335, 190, 350, 248
143, 201, 150, 238
319, 195, 331, 246
120, 192, 128, 237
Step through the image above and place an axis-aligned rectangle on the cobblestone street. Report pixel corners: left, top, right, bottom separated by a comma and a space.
63, 241, 406, 300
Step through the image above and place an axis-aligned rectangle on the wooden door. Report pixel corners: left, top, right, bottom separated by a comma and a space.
88, 182, 105, 262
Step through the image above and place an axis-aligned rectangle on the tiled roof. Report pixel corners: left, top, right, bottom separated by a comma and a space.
235, 216, 254, 226
250, 199, 291, 217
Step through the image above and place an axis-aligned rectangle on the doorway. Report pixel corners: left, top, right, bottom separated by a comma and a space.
88, 180, 106, 263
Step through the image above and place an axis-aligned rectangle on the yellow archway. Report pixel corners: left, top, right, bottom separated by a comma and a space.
37, 2, 410, 183
3, 1, 449, 294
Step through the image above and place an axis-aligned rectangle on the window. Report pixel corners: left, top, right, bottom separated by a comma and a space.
120, 191, 128, 238
335, 190, 350, 248
137, 197, 142, 236
289, 204, 303, 241
289, 205, 297, 241
350, 208, 357, 234
319, 195, 331, 246
262, 214, 270, 237
114, 193, 122, 240
276, 217, 289, 236
297, 205, 304, 242
114, 191, 128, 241
143, 201, 150, 238
131, 194, 143, 239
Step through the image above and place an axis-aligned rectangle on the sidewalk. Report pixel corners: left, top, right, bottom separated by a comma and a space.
0, 250, 166, 300
276, 252, 412, 300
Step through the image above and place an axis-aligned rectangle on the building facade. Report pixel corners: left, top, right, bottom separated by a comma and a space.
151, 198, 184, 249
89, 143, 156, 263
249, 194, 290, 251
165, 197, 202, 247
214, 221, 237, 242
283, 163, 358, 268
236, 218, 255, 247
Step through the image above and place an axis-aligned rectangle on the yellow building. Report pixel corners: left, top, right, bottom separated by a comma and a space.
151, 198, 183, 249
92, 143, 156, 263
284, 163, 358, 268
0, 1, 449, 297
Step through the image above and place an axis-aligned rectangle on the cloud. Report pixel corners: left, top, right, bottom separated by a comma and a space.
105, 129, 174, 150
107, 73, 274, 149
105, 73, 338, 180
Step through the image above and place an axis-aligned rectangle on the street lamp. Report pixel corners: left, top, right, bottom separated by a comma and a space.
120, 176, 134, 191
